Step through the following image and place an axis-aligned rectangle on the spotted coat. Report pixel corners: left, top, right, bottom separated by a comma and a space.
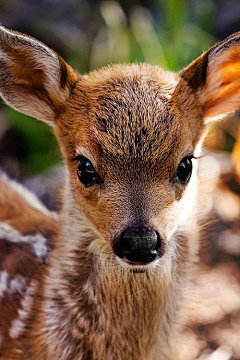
0, 171, 58, 357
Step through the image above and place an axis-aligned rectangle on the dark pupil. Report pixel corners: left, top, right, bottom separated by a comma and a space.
176, 158, 192, 183
77, 157, 97, 186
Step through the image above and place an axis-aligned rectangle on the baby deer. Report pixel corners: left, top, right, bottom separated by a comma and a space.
0, 26, 239, 360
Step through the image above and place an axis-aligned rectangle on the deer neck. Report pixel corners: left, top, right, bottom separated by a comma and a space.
32, 185, 193, 360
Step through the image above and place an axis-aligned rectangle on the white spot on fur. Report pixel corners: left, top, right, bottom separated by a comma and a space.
0, 171, 56, 217
31, 234, 49, 260
9, 318, 25, 339
0, 221, 48, 261
9, 275, 26, 294
0, 271, 8, 297
0, 271, 26, 298
7, 279, 37, 340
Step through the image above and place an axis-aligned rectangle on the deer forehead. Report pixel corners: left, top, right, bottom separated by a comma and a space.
63, 64, 198, 170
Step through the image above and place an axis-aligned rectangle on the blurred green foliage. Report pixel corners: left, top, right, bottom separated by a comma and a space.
89, 0, 215, 70
4, 108, 60, 176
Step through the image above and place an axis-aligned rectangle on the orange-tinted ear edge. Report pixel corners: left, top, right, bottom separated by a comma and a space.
180, 32, 240, 122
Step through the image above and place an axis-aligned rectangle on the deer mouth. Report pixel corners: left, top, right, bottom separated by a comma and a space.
116, 256, 160, 270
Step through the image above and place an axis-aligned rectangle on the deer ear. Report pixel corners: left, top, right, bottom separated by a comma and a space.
180, 32, 240, 122
0, 26, 80, 125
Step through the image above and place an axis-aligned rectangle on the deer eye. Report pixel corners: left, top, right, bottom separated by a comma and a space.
175, 157, 193, 184
76, 156, 99, 187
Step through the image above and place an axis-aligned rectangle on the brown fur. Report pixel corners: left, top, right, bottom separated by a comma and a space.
0, 26, 240, 359
0, 172, 58, 358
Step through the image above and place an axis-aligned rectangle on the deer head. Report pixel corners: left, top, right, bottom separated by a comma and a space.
0, 27, 239, 272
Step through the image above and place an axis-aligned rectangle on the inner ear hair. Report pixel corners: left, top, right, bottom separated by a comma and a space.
180, 32, 240, 122
0, 26, 80, 124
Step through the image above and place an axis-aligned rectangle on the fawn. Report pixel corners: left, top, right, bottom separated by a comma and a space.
0, 25, 239, 360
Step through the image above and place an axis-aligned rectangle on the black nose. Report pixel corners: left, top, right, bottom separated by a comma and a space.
113, 226, 162, 264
